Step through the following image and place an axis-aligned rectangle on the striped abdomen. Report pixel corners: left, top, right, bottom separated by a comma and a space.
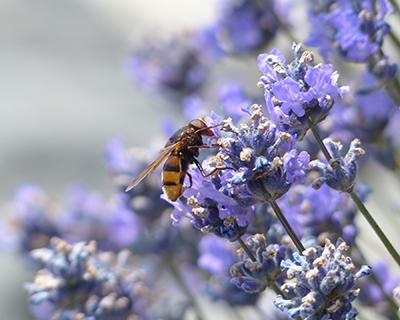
162, 153, 189, 201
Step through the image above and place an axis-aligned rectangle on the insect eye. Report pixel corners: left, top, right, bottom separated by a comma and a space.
189, 118, 206, 130
189, 118, 214, 136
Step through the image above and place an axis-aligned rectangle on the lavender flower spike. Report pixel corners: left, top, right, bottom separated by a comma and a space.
230, 234, 286, 293
310, 138, 365, 192
258, 43, 349, 140
275, 238, 371, 319
306, 0, 394, 63
218, 104, 310, 207
25, 238, 150, 320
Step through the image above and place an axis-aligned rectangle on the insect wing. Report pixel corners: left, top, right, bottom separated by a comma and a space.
125, 141, 183, 192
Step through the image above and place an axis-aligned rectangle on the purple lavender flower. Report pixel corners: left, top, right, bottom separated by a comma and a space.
258, 44, 349, 140
25, 239, 138, 319
272, 76, 308, 117
347, 71, 397, 124
182, 94, 207, 122
197, 235, 261, 305
182, 84, 256, 126
370, 259, 399, 296
327, 70, 398, 167
198, 234, 238, 274
103, 192, 144, 250
105, 138, 171, 221
2, 181, 151, 255
56, 184, 109, 248
306, 0, 394, 63
216, 105, 309, 206
126, 33, 208, 96
310, 138, 365, 192
104, 138, 134, 178
358, 258, 400, 313
355, 84, 397, 122
0, 184, 60, 255
163, 194, 249, 242
26, 238, 188, 320
283, 149, 310, 183
275, 238, 371, 319
368, 55, 397, 81
203, 273, 260, 306
219, 83, 252, 122
200, 0, 278, 55
56, 185, 142, 252
230, 234, 286, 293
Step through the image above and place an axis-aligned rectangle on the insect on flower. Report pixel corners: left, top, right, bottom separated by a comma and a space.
125, 118, 227, 201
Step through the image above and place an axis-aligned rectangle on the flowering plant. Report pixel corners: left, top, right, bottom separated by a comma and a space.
2, 0, 400, 319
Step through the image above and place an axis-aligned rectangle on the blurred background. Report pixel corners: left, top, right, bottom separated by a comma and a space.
0, 1, 216, 318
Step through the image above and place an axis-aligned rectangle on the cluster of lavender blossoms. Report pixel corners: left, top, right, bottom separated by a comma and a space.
306, 0, 394, 63
230, 234, 286, 293
199, 0, 279, 55
25, 237, 185, 320
275, 238, 372, 319
258, 43, 349, 140
310, 138, 365, 192
126, 33, 209, 96
127, 0, 282, 97
3, 0, 400, 319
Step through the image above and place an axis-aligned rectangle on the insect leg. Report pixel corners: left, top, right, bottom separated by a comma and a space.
187, 144, 220, 150
186, 172, 193, 188
195, 122, 223, 133
192, 158, 234, 178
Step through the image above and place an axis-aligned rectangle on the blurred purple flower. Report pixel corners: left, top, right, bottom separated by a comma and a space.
56, 184, 110, 249
306, 0, 394, 63
126, 33, 208, 96
200, 0, 279, 55
198, 235, 238, 275
25, 238, 185, 320
219, 83, 252, 121
1, 184, 60, 255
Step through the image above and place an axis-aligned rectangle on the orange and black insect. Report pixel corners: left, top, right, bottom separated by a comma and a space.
125, 118, 224, 201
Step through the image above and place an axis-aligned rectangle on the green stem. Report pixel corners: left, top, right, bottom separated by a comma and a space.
167, 262, 204, 320
349, 190, 400, 267
269, 199, 306, 253
237, 237, 256, 262
388, 0, 400, 18
310, 122, 400, 268
270, 281, 285, 297
310, 124, 332, 161
388, 29, 400, 58
387, 77, 400, 106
